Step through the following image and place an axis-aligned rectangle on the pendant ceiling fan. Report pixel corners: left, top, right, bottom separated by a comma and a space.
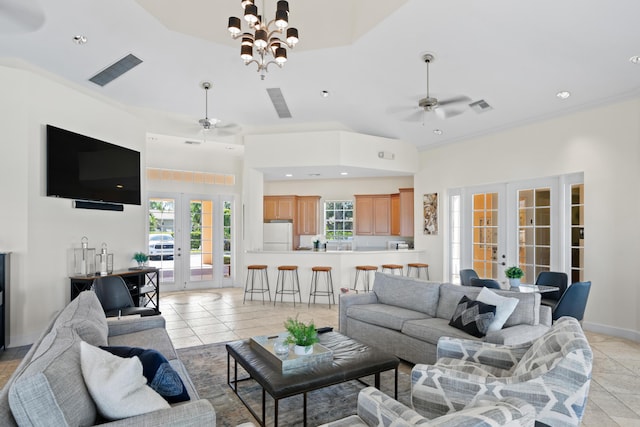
194, 82, 239, 137
398, 53, 472, 123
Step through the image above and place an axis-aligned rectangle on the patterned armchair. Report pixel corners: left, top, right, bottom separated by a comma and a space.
320, 387, 535, 427
411, 317, 592, 427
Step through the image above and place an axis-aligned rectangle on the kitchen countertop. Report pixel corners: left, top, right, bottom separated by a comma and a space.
246, 248, 421, 254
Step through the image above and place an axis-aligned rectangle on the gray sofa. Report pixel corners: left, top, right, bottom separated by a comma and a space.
339, 273, 552, 364
0, 290, 216, 426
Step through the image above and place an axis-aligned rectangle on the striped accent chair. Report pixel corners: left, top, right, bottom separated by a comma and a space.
319, 387, 535, 427
411, 317, 592, 427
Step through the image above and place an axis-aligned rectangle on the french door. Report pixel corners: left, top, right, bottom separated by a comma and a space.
452, 176, 571, 285
148, 193, 234, 291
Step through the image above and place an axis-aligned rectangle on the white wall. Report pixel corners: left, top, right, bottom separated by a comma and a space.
0, 66, 147, 346
415, 97, 640, 340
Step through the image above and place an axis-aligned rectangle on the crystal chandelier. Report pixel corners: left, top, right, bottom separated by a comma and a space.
227, 0, 299, 79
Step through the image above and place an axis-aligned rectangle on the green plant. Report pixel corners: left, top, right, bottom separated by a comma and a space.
505, 266, 524, 279
133, 252, 149, 263
283, 315, 319, 347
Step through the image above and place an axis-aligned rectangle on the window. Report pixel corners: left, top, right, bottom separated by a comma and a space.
324, 201, 354, 239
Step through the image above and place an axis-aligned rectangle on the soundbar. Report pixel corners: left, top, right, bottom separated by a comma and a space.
73, 200, 124, 212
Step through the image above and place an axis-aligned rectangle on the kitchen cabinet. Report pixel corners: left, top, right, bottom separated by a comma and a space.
391, 188, 414, 236
264, 196, 296, 221
297, 196, 320, 235
355, 194, 391, 235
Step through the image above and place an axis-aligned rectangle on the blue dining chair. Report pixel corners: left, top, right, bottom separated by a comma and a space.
469, 277, 501, 289
552, 281, 591, 322
460, 269, 479, 286
535, 271, 568, 308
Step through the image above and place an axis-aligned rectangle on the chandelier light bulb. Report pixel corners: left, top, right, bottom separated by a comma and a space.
275, 47, 287, 64
240, 45, 253, 61
254, 29, 268, 48
241, 0, 253, 8
244, 4, 258, 23
275, 9, 288, 29
286, 28, 299, 46
228, 17, 241, 35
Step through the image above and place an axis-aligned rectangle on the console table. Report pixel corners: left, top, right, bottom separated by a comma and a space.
69, 268, 160, 314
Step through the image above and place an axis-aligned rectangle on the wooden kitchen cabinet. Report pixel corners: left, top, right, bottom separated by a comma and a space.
399, 188, 414, 237
264, 196, 296, 221
390, 193, 401, 235
355, 194, 391, 235
297, 196, 320, 235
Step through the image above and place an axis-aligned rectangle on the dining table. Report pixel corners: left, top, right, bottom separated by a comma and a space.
508, 284, 558, 293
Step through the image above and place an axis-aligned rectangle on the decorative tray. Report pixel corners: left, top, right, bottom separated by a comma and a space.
250, 333, 333, 372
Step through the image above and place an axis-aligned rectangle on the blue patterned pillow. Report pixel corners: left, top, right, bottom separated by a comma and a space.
100, 346, 190, 403
449, 295, 497, 338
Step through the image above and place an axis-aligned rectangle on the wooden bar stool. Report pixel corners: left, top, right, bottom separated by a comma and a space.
308, 266, 335, 308
381, 264, 404, 275
407, 262, 430, 280
352, 265, 377, 293
274, 265, 302, 306
243, 265, 271, 304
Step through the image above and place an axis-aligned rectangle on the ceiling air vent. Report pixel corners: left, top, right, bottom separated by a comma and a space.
266, 88, 292, 118
469, 99, 493, 114
89, 54, 143, 87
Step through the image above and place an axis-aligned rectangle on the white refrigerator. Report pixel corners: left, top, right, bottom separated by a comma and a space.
263, 222, 293, 251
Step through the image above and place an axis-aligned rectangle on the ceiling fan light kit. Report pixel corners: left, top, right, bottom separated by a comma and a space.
228, 0, 299, 79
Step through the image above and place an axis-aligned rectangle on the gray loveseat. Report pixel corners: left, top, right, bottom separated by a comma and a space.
0, 290, 216, 426
339, 273, 551, 364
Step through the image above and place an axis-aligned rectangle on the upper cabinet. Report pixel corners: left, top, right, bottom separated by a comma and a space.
357, 188, 414, 237
264, 196, 296, 221
297, 196, 320, 235
355, 195, 391, 236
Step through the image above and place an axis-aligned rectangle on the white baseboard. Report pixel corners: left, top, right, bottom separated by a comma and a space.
582, 321, 640, 343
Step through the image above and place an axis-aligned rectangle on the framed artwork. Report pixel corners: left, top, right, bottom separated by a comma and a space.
423, 193, 438, 235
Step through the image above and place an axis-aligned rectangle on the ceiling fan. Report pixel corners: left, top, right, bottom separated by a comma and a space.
404, 53, 471, 123
194, 82, 239, 137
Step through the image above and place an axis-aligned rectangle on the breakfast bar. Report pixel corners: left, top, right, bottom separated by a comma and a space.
244, 249, 426, 304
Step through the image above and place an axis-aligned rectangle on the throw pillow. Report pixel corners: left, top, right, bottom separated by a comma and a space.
100, 346, 190, 403
80, 341, 169, 420
449, 295, 496, 338
476, 287, 520, 332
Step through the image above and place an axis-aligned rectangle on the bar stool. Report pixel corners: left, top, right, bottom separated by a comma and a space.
352, 265, 377, 293
274, 265, 302, 306
381, 264, 404, 275
243, 265, 271, 304
308, 266, 335, 308
407, 262, 430, 280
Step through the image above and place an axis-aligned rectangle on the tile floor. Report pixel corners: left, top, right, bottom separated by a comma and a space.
1, 287, 639, 425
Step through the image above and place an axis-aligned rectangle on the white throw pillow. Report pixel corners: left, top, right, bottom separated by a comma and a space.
476, 287, 519, 332
80, 341, 169, 420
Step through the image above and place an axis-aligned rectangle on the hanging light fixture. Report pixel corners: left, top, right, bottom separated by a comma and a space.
228, 0, 299, 79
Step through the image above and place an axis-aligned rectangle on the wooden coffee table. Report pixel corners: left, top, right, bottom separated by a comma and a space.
226, 331, 399, 427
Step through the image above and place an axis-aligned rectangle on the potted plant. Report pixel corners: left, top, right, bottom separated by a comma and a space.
133, 252, 148, 269
284, 315, 319, 355
505, 265, 524, 287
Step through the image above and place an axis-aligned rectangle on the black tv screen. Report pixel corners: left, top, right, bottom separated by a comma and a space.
46, 125, 141, 205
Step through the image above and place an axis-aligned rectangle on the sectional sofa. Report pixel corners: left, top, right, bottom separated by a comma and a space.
0, 291, 216, 426
339, 272, 552, 364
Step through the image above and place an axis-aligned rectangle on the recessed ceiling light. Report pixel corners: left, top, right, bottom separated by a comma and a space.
556, 91, 571, 99
630, 55, 640, 64
72, 35, 87, 45
433, 129, 443, 135
340, 172, 348, 176
285, 173, 293, 177
320, 90, 330, 98
308, 173, 321, 177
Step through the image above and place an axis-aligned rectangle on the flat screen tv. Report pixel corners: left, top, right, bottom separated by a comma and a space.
46, 125, 141, 205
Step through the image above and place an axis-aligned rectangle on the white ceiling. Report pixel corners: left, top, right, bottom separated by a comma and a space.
1, 0, 640, 154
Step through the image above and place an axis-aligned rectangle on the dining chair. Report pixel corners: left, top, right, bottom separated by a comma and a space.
469, 277, 501, 289
535, 271, 568, 308
92, 276, 157, 317
460, 269, 479, 286
552, 281, 591, 322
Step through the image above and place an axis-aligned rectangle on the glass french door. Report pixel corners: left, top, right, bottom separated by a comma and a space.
148, 194, 234, 291
453, 177, 569, 285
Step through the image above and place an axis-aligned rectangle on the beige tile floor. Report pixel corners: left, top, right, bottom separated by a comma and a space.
1, 287, 640, 425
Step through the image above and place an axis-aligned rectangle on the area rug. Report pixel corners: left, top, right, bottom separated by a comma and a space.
177, 342, 412, 427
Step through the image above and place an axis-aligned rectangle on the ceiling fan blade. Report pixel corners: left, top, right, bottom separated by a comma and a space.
402, 110, 425, 122
434, 106, 467, 120
437, 95, 471, 107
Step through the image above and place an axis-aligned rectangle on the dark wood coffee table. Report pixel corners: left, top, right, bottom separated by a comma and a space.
226, 331, 399, 427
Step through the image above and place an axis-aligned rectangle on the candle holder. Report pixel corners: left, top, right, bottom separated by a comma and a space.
96, 242, 114, 276
73, 236, 95, 277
